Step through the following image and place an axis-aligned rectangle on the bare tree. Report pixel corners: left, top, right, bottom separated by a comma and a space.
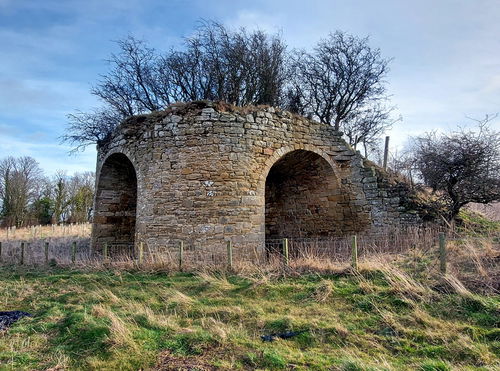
0, 156, 43, 227
51, 170, 69, 224
412, 116, 500, 221
0, 158, 96, 226
92, 36, 166, 116
342, 104, 400, 157
63, 108, 122, 152
0, 157, 15, 226
28, 175, 53, 225
389, 148, 418, 186
288, 31, 391, 132
162, 21, 287, 106
66, 171, 95, 223
241, 28, 288, 106
64, 21, 288, 149
64, 108, 123, 152
65, 24, 395, 154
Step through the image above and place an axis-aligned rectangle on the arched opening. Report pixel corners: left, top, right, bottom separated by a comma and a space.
93, 153, 137, 255
265, 150, 344, 240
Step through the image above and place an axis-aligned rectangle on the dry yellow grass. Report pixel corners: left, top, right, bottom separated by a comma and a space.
0, 223, 91, 240
0, 222, 498, 295
0, 223, 91, 265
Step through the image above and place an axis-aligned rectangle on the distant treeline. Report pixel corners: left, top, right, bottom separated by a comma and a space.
0, 156, 94, 228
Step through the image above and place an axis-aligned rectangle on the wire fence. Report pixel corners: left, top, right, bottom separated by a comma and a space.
0, 229, 474, 267
0, 225, 498, 293
265, 227, 442, 260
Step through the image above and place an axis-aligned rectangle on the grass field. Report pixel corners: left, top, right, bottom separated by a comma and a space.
0, 214, 498, 370
0, 265, 498, 370
0, 223, 91, 265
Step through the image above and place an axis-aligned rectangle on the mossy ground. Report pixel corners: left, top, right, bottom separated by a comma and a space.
0, 266, 498, 371
458, 210, 500, 237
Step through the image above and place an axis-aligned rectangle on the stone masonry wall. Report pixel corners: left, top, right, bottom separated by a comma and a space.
92, 101, 422, 255
265, 150, 364, 238
92, 153, 137, 253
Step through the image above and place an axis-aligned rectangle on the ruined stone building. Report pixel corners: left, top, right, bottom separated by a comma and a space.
92, 101, 424, 254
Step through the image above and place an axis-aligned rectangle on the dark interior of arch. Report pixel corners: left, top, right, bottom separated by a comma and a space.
265, 150, 346, 240
94, 153, 137, 255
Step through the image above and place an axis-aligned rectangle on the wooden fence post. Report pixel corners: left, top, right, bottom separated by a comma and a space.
179, 241, 184, 271
383, 136, 390, 170
44, 242, 49, 264
71, 241, 77, 264
282, 238, 289, 266
138, 242, 144, 265
439, 232, 447, 274
103, 242, 108, 261
20, 242, 25, 265
351, 235, 358, 271
227, 240, 233, 268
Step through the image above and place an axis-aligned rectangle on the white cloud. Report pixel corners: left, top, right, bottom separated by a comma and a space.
0, 78, 94, 110
0, 132, 96, 176
225, 9, 284, 34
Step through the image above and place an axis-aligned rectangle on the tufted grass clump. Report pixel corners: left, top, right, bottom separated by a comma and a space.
0, 266, 498, 370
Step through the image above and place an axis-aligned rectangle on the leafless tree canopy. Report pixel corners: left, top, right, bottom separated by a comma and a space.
0, 156, 95, 227
287, 32, 391, 131
163, 23, 287, 106
64, 22, 395, 153
0, 157, 43, 227
65, 108, 122, 151
64, 21, 289, 149
49, 170, 94, 224
342, 104, 400, 157
412, 116, 500, 220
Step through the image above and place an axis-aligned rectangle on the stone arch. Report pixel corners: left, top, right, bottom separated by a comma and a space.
258, 145, 341, 193
97, 147, 139, 180
93, 152, 137, 255
264, 149, 347, 239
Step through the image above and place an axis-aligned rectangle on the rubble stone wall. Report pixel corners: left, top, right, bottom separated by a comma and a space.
91, 102, 421, 254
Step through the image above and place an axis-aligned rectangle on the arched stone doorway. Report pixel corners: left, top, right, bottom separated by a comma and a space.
265, 149, 344, 240
93, 153, 137, 255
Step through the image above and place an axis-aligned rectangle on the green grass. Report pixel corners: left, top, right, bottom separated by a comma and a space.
457, 210, 500, 237
0, 267, 498, 370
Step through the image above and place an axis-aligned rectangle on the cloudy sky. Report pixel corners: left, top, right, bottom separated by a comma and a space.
1, 0, 499, 175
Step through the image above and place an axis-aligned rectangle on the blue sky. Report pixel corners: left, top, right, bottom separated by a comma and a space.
1, 0, 499, 175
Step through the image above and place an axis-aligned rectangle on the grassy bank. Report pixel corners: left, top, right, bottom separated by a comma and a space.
0, 265, 498, 370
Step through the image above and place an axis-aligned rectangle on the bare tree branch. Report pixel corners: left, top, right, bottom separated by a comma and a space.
287, 31, 391, 134
411, 116, 500, 220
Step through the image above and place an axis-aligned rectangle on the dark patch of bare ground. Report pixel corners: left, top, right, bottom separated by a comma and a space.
153, 350, 221, 371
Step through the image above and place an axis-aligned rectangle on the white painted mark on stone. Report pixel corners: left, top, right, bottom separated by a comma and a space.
200, 225, 212, 233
